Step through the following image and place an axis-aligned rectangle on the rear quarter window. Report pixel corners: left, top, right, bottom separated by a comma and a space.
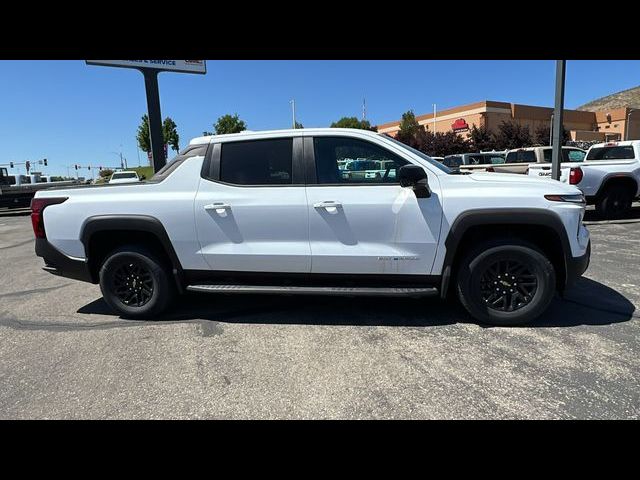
443, 156, 462, 168
149, 144, 209, 182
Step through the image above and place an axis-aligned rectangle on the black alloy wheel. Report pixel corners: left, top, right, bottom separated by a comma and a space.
479, 259, 538, 312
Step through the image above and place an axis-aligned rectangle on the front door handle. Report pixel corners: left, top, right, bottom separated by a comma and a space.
204, 203, 231, 212
313, 201, 342, 209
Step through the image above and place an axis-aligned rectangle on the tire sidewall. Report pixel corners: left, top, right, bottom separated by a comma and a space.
99, 248, 171, 319
598, 185, 633, 219
459, 244, 556, 326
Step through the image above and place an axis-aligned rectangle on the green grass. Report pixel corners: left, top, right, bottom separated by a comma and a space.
130, 166, 155, 180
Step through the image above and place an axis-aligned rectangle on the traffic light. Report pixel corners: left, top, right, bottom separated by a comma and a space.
43, 158, 48, 166
9, 162, 13, 168
25, 161, 30, 173
99, 166, 102, 171
75, 164, 78, 170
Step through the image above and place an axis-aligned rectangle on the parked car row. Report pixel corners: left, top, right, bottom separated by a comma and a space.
528, 140, 640, 219
435, 141, 640, 219
441, 146, 587, 174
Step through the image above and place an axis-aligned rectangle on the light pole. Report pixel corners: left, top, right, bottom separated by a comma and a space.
110, 151, 124, 170
549, 113, 554, 145
290, 99, 296, 129
551, 60, 566, 182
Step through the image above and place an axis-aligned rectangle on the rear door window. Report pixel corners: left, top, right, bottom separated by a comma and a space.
220, 138, 293, 185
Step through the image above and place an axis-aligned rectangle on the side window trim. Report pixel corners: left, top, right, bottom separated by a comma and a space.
201, 136, 304, 187
306, 135, 409, 187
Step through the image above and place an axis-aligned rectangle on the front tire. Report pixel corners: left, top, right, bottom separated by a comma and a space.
456, 240, 556, 326
99, 245, 174, 319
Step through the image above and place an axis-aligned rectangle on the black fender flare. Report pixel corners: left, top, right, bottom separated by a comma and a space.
439, 208, 572, 298
80, 215, 185, 292
593, 174, 639, 200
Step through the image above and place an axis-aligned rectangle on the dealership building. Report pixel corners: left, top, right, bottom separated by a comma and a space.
376, 96, 640, 143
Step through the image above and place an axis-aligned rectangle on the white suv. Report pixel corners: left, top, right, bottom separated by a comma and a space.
32, 128, 590, 326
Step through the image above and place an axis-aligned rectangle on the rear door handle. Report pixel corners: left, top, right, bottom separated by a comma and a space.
204, 203, 231, 212
313, 201, 342, 209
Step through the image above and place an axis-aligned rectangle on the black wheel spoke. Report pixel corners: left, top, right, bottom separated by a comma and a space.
111, 258, 154, 309
479, 258, 537, 313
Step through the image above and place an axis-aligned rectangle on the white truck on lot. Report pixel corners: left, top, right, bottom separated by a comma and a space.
32, 128, 590, 326
109, 170, 140, 184
528, 140, 640, 219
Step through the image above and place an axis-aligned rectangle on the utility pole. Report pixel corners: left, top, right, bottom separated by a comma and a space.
551, 60, 566, 181
362, 98, 366, 121
549, 114, 554, 146
290, 99, 296, 129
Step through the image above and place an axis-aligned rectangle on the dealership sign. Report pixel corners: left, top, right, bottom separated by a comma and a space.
86, 60, 206, 74
451, 118, 470, 132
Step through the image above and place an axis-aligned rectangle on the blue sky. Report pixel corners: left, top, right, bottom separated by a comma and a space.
2, 60, 639, 177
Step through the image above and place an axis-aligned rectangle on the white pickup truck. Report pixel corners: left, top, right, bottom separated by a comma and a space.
32, 128, 590, 326
528, 140, 640, 219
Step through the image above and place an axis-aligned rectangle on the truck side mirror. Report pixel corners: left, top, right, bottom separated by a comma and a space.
398, 165, 430, 198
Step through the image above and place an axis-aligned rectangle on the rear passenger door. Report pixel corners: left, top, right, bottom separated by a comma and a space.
194, 134, 311, 273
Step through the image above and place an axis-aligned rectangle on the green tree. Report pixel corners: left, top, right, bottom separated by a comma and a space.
136, 115, 180, 154
136, 115, 151, 153
469, 124, 497, 151
330, 117, 377, 131
162, 117, 180, 153
99, 168, 114, 179
493, 120, 532, 150
294, 121, 304, 129
214, 113, 247, 135
431, 131, 471, 157
534, 123, 570, 146
395, 110, 429, 151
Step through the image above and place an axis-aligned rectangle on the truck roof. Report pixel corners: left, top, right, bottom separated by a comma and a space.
588, 140, 640, 149
188, 128, 382, 146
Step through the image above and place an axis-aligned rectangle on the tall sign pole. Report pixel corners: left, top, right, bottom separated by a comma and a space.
551, 60, 566, 181
86, 60, 207, 172
142, 69, 165, 173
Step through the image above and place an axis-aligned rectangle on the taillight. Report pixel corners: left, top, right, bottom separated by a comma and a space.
30, 197, 67, 238
569, 167, 583, 185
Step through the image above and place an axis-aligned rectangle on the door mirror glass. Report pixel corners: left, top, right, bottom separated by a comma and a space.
398, 165, 430, 198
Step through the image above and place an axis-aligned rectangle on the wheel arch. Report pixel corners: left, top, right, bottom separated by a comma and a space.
439, 209, 571, 299
80, 215, 185, 293
595, 174, 639, 199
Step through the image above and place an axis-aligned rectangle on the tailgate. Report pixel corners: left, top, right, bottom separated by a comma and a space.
527, 164, 571, 183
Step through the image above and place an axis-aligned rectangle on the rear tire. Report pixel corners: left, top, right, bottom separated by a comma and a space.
456, 239, 556, 326
99, 245, 174, 319
596, 184, 634, 219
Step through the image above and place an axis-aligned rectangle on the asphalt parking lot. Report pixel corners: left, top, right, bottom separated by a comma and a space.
0, 206, 639, 419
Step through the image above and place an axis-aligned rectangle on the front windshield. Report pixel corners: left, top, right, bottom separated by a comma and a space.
382, 135, 452, 173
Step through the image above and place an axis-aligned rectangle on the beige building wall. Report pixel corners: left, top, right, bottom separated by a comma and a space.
376, 100, 640, 143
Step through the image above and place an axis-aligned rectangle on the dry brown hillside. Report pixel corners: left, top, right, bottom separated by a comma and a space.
578, 85, 640, 111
